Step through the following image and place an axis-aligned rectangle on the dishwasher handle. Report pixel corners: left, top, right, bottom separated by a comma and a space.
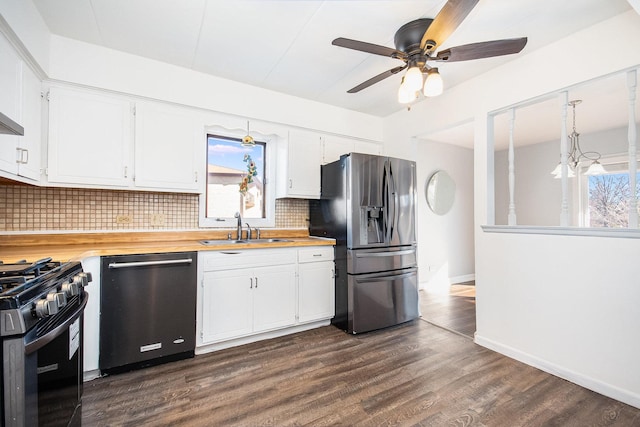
108, 258, 193, 269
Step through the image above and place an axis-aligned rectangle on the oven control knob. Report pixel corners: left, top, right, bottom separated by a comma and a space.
35, 298, 59, 318
73, 272, 92, 288
62, 281, 80, 297
48, 291, 67, 309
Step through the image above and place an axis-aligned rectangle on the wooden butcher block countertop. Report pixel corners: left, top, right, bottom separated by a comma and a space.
0, 230, 335, 263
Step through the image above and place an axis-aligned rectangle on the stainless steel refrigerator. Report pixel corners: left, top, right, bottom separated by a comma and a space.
310, 153, 418, 334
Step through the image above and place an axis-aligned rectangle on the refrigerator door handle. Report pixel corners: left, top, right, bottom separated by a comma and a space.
388, 161, 398, 242
383, 160, 392, 244
354, 249, 416, 258
354, 268, 417, 282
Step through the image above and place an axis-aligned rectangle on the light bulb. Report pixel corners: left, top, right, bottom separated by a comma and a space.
423, 68, 443, 97
397, 77, 416, 104
404, 66, 423, 92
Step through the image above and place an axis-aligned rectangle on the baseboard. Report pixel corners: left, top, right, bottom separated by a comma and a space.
450, 274, 475, 284
195, 319, 330, 355
474, 334, 640, 410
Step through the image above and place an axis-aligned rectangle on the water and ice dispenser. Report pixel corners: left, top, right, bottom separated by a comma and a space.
360, 205, 384, 244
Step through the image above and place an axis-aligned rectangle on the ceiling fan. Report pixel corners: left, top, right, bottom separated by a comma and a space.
332, 0, 528, 103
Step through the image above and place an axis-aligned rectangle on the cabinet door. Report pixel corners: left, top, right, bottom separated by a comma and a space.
252, 265, 297, 333
134, 102, 200, 191
0, 33, 22, 174
284, 130, 321, 198
17, 66, 42, 181
298, 261, 335, 323
201, 270, 253, 343
47, 87, 132, 187
354, 140, 382, 156
321, 135, 352, 165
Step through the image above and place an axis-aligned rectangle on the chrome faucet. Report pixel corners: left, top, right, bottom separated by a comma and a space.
234, 212, 242, 240
245, 223, 252, 240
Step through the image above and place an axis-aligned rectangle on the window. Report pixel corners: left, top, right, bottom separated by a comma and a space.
579, 157, 640, 228
199, 131, 275, 228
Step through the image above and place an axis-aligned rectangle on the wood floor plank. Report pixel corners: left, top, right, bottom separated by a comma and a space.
82, 321, 640, 426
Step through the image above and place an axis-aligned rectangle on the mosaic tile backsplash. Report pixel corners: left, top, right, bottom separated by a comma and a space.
0, 185, 309, 232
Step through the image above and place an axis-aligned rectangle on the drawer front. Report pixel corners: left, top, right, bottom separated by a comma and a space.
298, 247, 334, 263
200, 249, 297, 271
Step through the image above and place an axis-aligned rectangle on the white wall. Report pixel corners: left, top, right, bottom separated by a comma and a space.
385, 10, 640, 408
417, 140, 474, 288
495, 126, 633, 226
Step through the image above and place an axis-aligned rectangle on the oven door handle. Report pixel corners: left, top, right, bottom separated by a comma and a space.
25, 294, 88, 355
107, 258, 193, 269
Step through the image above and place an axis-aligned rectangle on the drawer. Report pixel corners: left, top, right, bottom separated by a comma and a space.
199, 248, 297, 271
298, 247, 334, 263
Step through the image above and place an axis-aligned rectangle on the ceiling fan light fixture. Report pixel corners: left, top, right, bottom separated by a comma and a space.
404, 66, 424, 92
423, 68, 443, 97
397, 77, 417, 104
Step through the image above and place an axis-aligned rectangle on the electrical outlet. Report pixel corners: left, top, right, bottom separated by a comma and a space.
116, 215, 132, 224
150, 213, 166, 226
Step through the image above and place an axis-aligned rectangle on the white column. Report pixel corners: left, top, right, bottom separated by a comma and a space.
559, 91, 570, 226
628, 70, 638, 229
507, 108, 517, 225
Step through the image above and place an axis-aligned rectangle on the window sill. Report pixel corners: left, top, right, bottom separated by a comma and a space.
481, 225, 640, 239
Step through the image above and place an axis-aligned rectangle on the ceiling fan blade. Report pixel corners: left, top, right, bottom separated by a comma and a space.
347, 65, 407, 93
332, 38, 407, 60
435, 37, 528, 62
420, 0, 479, 52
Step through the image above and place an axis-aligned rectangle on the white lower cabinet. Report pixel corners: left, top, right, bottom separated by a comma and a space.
197, 246, 335, 352
201, 264, 296, 343
298, 247, 335, 323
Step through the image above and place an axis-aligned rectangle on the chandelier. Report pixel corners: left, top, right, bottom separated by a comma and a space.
551, 100, 606, 178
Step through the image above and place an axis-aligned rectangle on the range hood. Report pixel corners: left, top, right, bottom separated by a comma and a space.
0, 112, 24, 136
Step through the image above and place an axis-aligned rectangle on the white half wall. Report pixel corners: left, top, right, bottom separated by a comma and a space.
475, 231, 640, 408
417, 140, 475, 289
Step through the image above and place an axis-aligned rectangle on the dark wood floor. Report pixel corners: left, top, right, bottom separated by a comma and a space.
419, 283, 476, 338
82, 320, 640, 426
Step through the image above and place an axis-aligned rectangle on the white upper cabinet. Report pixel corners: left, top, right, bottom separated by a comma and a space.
16, 65, 43, 181
277, 129, 322, 199
321, 135, 382, 165
46, 86, 203, 192
0, 33, 23, 175
47, 86, 133, 187
134, 101, 200, 191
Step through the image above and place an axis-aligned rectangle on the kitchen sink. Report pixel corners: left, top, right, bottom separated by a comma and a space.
200, 238, 292, 245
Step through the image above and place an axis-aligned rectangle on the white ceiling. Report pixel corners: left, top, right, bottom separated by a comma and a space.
32, 0, 632, 120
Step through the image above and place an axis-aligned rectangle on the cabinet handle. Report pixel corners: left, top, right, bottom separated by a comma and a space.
194, 171, 198, 182
289, 179, 292, 189
250, 277, 253, 289
255, 277, 258, 288
124, 166, 128, 178
15, 148, 29, 164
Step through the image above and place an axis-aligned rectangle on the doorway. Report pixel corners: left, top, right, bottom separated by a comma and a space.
419, 281, 475, 338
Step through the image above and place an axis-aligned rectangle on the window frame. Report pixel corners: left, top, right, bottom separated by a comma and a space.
199, 125, 277, 229
577, 154, 640, 228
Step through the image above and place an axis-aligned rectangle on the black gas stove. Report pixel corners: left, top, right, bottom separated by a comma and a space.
0, 257, 91, 427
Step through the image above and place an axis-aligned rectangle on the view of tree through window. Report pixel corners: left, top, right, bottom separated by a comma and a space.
206, 134, 266, 219
588, 172, 640, 227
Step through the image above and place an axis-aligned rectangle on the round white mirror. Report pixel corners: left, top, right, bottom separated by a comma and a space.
426, 170, 456, 215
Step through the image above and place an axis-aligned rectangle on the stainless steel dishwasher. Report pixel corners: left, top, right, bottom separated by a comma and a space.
99, 252, 197, 374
